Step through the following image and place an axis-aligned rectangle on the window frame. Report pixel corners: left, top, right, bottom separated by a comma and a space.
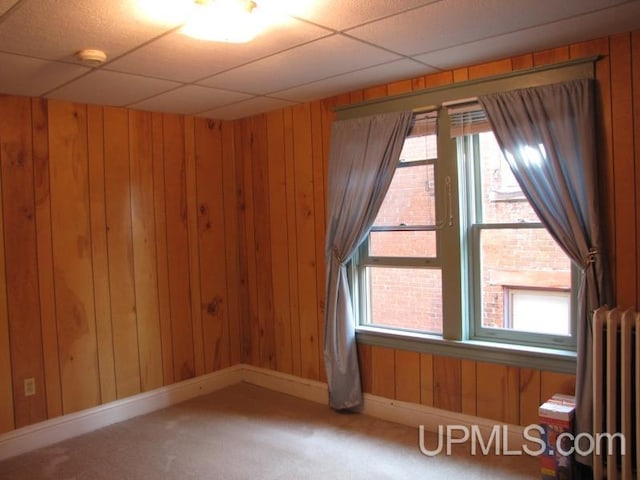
461, 133, 578, 350
337, 57, 597, 375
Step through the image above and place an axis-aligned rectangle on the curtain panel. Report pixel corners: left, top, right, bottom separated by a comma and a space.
324, 111, 413, 410
478, 78, 609, 467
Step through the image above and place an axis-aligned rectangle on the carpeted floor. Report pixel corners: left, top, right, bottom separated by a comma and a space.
0, 383, 539, 479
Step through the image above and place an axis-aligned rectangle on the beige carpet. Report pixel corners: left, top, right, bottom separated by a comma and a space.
0, 383, 538, 479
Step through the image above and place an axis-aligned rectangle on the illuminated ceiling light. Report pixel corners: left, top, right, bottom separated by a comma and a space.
181, 0, 266, 43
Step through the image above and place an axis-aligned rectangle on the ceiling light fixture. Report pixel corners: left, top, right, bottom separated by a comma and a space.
181, 0, 265, 43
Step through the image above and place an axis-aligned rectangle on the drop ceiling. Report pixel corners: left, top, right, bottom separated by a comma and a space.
0, 0, 639, 120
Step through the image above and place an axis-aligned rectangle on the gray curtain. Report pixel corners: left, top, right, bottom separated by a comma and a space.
479, 78, 608, 465
324, 111, 413, 410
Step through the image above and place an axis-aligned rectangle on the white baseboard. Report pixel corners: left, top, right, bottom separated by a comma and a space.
240, 365, 535, 452
0, 364, 534, 461
0, 365, 242, 461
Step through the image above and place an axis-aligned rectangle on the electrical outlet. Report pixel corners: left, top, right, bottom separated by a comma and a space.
24, 378, 36, 397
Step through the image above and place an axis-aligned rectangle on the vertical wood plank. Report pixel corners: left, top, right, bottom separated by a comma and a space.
48, 100, 101, 414
162, 113, 195, 381
292, 104, 319, 380
371, 346, 395, 399
433, 355, 461, 412
540, 372, 575, 402
0, 95, 47, 427
419, 353, 433, 406
87, 105, 117, 404
195, 118, 231, 372
221, 120, 241, 366
460, 360, 476, 416
511, 53, 534, 71
394, 350, 420, 403
250, 114, 276, 370
184, 116, 205, 377
425, 71, 453, 88
452, 68, 469, 83
236, 118, 260, 366
357, 343, 373, 394
284, 108, 301, 377
519, 368, 541, 427
0, 126, 14, 433
363, 84, 388, 100
387, 79, 413, 96
475, 362, 519, 424
533, 46, 570, 66
468, 58, 512, 80
266, 110, 293, 374
632, 30, 640, 308
32, 98, 62, 419
610, 34, 636, 307
310, 101, 327, 382
103, 107, 140, 399
151, 112, 174, 386
129, 110, 163, 391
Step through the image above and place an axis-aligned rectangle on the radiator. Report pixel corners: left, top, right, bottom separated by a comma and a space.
593, 307, 640, 480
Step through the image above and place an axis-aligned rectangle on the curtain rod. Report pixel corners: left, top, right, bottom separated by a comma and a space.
334, 55, 600, 115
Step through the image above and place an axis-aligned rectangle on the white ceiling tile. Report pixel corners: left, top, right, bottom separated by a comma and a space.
414, 1, 640, 70
106, 17, 331, 83
198, 96, 298, 120
46, 70, 180, 107
293, 0, 437, 31
347, 0, 631, 56
273, 59, 436, 102
0, 0, 178, 63
0, 0, 18, 15
130, 85, 253, 115
0, 53, 89, 97
198, 34, 401, 94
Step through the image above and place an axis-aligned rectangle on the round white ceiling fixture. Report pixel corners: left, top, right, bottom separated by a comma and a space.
75, 49, 108, 65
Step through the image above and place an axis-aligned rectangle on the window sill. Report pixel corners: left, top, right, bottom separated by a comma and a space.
355, 326, 576, 374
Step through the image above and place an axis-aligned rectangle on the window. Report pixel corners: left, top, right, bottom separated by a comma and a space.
354, 112, 443, 335
354, 106, 576, 351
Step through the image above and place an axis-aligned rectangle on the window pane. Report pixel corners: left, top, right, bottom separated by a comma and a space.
400, 133, 437, 162
479, 228, 571, 333
366, 267, 442, 334
477, 132, 540, 224
369, 230, 436, 257
373, 163, 435, 227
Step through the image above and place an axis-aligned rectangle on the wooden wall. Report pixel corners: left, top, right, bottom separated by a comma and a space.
0, 100, 241, 432
233, 31, 640, 426
1, 30, 638, 434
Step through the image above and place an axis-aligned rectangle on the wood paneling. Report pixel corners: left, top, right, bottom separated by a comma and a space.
151, 112, 174, 387
394, 350, 420, 403
0, 96, 238, 432
129, 110, 163, 391
32, 99, 62, 420
87, 105, 116, 404
184, 116, 205, 378
266, 110, 293, 375
0, 96, 47, 428
163, 114, 195, 381
610, 34, 637, 308
49, 100, 101, 414
104, 107, 140, 399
